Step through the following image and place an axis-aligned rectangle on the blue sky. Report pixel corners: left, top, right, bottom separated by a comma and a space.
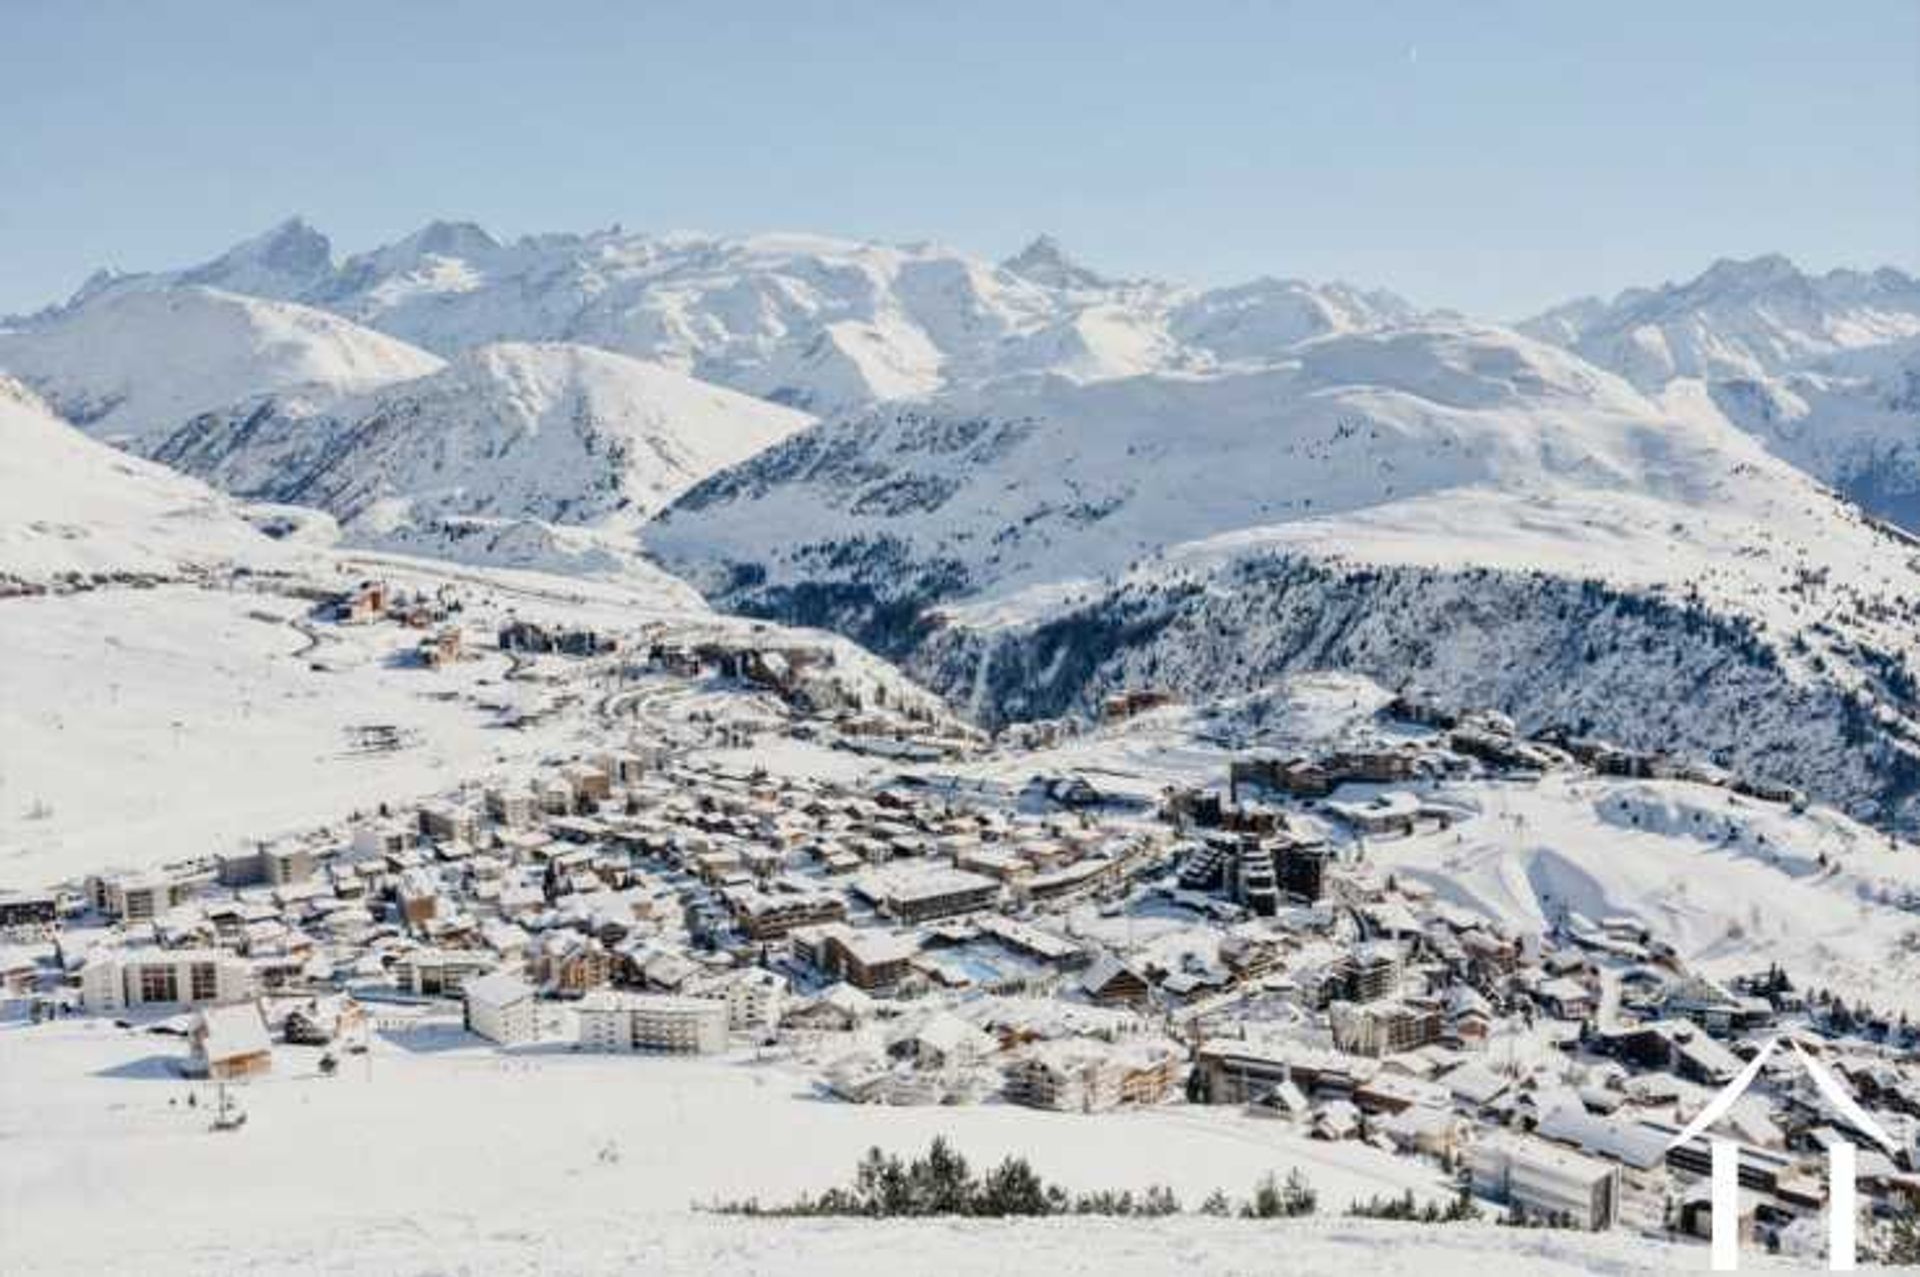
3, 2, 1915, 318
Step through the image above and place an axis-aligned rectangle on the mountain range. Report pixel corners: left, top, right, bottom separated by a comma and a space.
4, 217, 1918, 824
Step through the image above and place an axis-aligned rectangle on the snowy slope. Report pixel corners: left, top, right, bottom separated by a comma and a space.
649, 319, 1901, 610
150, 341, 814, 582
1523, 257, 1920, 531
0, 285, 442, 447
158, 341, 813, 528
0, 1022, 1726, 1277
1367, 772, 1920, 1011
1681, 339, 1920, 531
36, 218, 1421, 412
0, 377, 295, 583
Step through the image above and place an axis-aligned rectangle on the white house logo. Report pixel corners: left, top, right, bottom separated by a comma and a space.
1665, 1036, 1896, 1271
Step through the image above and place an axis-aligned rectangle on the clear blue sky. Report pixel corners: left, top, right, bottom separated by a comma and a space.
3, 1, 1915, 318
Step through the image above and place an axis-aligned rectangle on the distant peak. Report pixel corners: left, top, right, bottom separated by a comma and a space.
182, 216, 335, 291
402, 219, 502, 258
1690, 253, 1803, 293
1002, 234, 1109, 289
240, 216, 331, 258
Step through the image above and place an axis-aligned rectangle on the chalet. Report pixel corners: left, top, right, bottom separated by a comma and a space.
796, 924, 917, 991
186, 1003, 273, 1080
889, 1011, 996, 1070
1664, 974, 1774, 1036
530, 932, 612, 996
1079, 954, 1151, 1008
1536, 975, 1599, 1021
1312, 1098, 1362, 1140
1377, 1104, 1464, 1159
335, 580, 387, 624
784, 982, 875, 1031
282, 994, 367, 1046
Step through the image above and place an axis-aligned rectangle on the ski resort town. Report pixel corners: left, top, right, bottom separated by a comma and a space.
5, 574, 1920, 1259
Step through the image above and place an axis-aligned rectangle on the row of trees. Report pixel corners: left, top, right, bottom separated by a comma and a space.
708, 1138, 1180, 1218
709, 1139, 1503, 1227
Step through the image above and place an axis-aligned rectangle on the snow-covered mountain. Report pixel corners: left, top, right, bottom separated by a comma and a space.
0, 377, 296, 583
1689, 338, 1920, 531
1521, 255, 1920, 390
649, 320, 1920, 825
1523, 257, 1920, 531
36, 218, 1422, 414
0, 285, 442, 448
151, 340, 813, 578
15, 220, 1920, 821
650, 320, 1868, 608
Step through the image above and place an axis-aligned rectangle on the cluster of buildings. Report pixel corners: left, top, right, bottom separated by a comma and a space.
0, 674, 1901, 1253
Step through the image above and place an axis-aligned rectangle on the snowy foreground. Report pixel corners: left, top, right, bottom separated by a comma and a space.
0, 1019, 1732, 1276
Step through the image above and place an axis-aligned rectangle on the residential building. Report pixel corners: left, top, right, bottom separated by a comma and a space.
88, 870, 197, 922
1330, 1000, 1442, 1057
577, 991, 728, 1054
463, 971, 537, 1046
796, 923, 917, 990
0, 891, 57, 942
392, 949, 495, 998
1471, 1135, 1621, 1230
1080, 954, 1152, 1008
79, 948, 253, 1012
856, 867, 1000, 924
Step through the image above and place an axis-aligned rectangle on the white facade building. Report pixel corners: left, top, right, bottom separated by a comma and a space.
719, 968, 785, 1032
576, 991, 728, 1054
1471, 1135, 1621, 1230
79, 947, 254, 1013
463, 970, 537, 1045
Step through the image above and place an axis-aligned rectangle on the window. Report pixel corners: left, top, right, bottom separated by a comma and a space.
190, 963, 218, 1002
137, 965, 178, 1004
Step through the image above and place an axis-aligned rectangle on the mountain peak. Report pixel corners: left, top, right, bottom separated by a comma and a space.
1002, 234, 1109, 290
1689, 253, 1804, 296
398, 219, 502, 259
178, 216, 335, 297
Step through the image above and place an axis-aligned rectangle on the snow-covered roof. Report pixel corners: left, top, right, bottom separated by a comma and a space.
462, 970, 532, 1009
192, 1003, 271, 1062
